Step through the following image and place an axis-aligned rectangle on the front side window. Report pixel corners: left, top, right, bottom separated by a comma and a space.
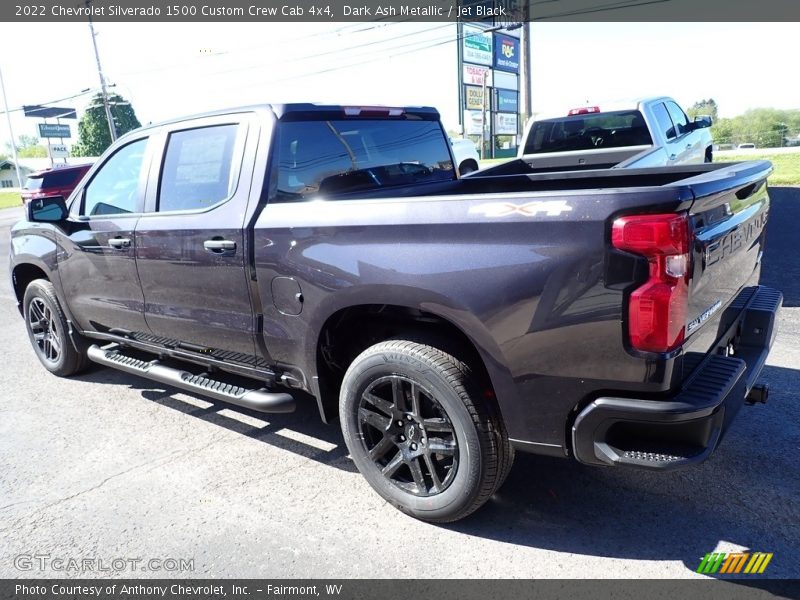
273, 119, 455, 202
651, 102, 676, 140
665, 102, 690, 138
83, 138, 147, 217
158, 124, 239, 212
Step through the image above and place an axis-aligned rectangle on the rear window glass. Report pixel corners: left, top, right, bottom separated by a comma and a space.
523, 110, 653, 154
25, 169, 84, 190
273, 119, 455, 202
23, 176, 43, 191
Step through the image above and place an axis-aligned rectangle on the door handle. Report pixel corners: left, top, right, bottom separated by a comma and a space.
669, 154, 677, 161
686, 143, 692, 149
204, 239, 236, 252
108, 237, 131, 249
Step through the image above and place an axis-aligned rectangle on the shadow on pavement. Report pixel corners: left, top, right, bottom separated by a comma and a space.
74, 366, 357, 473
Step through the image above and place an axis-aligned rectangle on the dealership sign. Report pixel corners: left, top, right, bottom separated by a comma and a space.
463, 25, 493, 66
463, 64, 492, 86
38, 123, 71, 138
494, 34, 520, 73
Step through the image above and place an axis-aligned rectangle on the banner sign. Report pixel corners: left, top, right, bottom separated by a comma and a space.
463, 110, 485, 136
464, 86, 485, 110
496, 89, 518, 112
463, 25, 493, 66
463, 64, 492, 86
493, 70, 518, 91
494, 33, 520, 72
495, 112, 518, 135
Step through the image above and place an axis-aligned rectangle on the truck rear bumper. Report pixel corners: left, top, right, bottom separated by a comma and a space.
571, 285, 782, 470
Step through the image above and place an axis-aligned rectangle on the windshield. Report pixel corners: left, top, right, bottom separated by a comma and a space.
274, 119, 455, 201
524, 110, 653, 154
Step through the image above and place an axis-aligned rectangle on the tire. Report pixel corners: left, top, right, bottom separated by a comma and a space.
339, 337, 512, 523
459, 160, 478, 176
23, 279, 90, 377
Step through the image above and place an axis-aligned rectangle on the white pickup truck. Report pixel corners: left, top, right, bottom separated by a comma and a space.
518, 97, 713, 171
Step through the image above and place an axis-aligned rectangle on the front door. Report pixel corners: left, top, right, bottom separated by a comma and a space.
59, 136, 152, 335
134, 116, 258, 356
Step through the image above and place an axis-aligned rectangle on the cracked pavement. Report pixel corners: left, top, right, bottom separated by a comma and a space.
1, 189, 799, 579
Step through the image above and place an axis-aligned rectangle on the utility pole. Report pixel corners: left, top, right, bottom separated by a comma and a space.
520, 22, 532, 130
86, 0, 117, 142
0, 65, 23, 189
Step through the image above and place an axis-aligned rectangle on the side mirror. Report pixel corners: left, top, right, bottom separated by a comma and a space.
27, 195, 68, 223
693, 115, 713, 129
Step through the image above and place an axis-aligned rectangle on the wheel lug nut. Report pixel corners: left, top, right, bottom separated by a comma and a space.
399, 435, 405, 442
411, 443, 417, 450
396, 420, 404, 427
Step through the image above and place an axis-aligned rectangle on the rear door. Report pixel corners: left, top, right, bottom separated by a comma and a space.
134, 113, 259, 355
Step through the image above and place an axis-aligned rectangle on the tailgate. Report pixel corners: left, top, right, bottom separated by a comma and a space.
681, 161, 773, 347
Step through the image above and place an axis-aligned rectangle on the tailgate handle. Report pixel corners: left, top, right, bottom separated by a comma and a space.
735, 182, 760, 200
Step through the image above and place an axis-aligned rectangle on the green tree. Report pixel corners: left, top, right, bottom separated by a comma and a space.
687, 99, 719, 121
72, 92, 141, 156
4, 134, 48, 158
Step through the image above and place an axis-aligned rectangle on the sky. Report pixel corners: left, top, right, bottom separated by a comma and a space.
1, 21, 798, 150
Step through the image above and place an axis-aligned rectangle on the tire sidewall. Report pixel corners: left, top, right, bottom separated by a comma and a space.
340, 347, 484, 520
23, 281, 69, 374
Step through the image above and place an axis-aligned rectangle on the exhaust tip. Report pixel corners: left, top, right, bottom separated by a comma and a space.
746, 383, 769, 405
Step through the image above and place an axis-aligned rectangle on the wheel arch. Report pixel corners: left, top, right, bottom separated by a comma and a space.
307, 295, 518, 428
11, 261, 52, 316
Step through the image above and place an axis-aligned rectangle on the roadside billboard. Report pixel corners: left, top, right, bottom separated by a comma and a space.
495, 113, 518, 135
494, 34, 520, 73
464, 86, 485, 110
496, 89, 519, 113
463, 64, 492, 86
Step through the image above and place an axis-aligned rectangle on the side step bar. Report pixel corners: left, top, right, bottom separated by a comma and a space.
87, 344, 295, 414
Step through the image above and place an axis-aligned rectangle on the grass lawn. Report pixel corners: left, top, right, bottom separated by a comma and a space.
714, 152, 800, 185
0, 190, 22, 210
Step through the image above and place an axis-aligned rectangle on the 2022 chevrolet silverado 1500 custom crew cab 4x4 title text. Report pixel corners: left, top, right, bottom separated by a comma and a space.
11, 103, 780, 522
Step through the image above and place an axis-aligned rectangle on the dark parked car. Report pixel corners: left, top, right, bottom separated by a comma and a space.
10, 104, 780, 523
20, 163, 92, 205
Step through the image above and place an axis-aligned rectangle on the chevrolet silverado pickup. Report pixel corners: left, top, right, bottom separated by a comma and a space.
10, 103, 780, 523
519, 97, 714, 171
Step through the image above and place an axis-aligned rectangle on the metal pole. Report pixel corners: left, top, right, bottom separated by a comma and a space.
0, 65, 24, 189
87, 1, 117, 142
521, 22, 532, 128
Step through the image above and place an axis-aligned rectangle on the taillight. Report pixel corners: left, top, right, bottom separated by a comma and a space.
343, 106, 405, 117
568, 106, 601, 115
612, 213, 691, 353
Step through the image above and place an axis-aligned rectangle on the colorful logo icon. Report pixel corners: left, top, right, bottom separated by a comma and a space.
697, 552, 773, 574
501, 41, 515, 59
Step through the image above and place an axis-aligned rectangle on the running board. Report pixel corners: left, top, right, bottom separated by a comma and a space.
87, 344, 295, 414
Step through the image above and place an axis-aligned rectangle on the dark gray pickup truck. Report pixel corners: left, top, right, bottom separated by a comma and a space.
10, 104, 781, 522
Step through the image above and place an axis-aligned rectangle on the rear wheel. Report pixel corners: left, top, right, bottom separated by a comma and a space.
339, 337, 512, 522
23, 279, 90, 377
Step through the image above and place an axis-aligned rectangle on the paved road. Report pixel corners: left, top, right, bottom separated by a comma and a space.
1, 190, 798, 579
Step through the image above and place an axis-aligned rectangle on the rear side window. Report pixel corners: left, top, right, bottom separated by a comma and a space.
158, 124, 239, 212
273, 119, 455, 202
523, 110, 652, 154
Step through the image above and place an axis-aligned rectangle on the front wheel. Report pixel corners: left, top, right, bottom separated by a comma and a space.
23, 279, 90, 377
339, 338, 512, 523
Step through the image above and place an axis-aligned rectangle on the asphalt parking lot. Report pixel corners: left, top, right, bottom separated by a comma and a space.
0, 188, 798, 579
